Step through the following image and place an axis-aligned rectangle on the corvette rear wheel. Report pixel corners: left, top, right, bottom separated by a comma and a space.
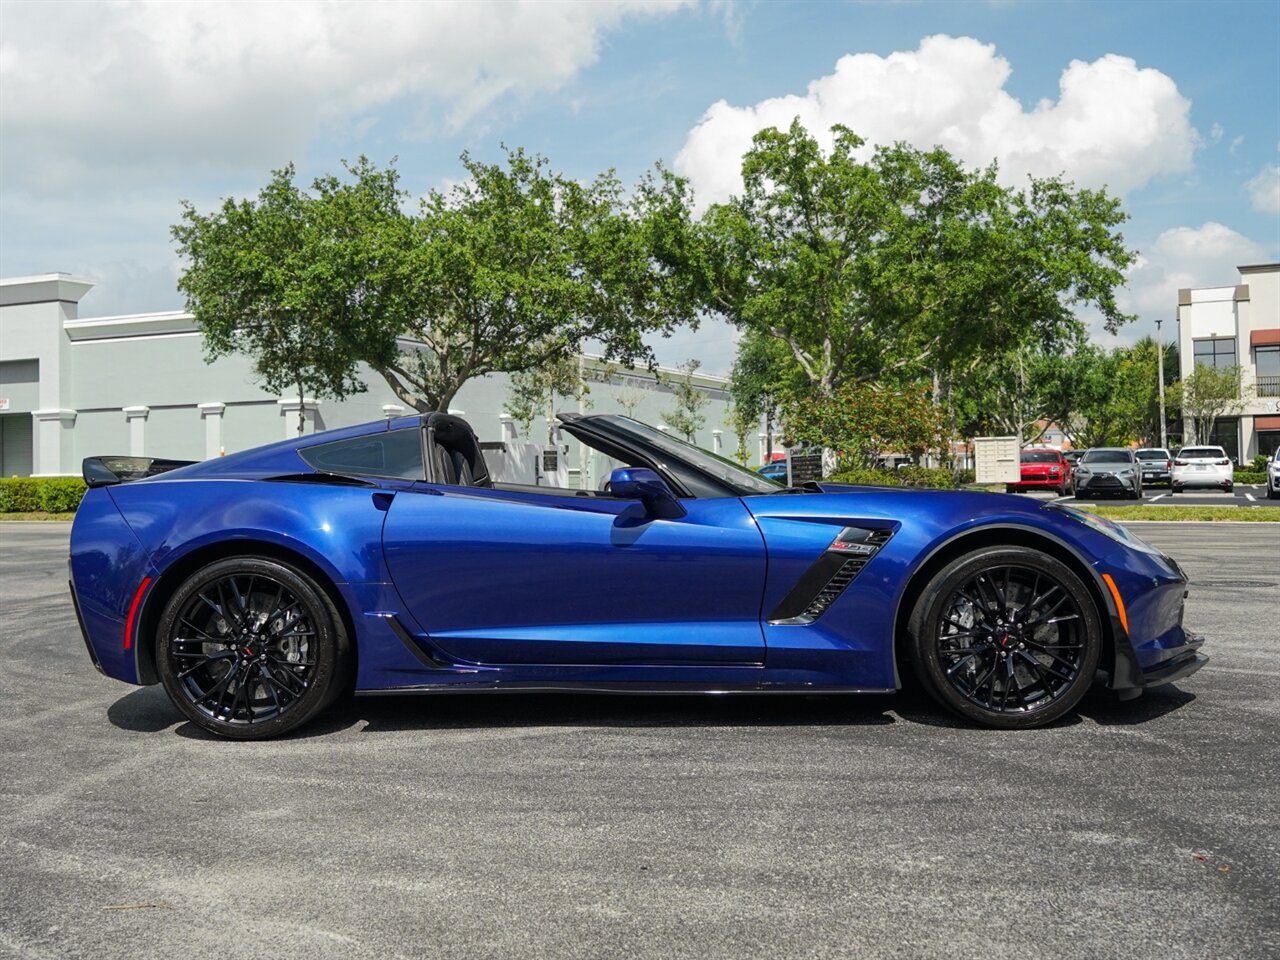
156, 558, 350, 740
908, 547, 1102, 729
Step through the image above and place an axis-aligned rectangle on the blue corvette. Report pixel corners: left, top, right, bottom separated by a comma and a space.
70, 412, 1206, 739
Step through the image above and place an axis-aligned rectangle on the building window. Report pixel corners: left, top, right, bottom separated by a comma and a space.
1207, 418, 1240, 463
1193, 337, 1237, 371
1256, 345, 1280, 398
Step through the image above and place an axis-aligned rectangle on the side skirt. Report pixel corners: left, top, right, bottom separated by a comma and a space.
357, 682, 897, 697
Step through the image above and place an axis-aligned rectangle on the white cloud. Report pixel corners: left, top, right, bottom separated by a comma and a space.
1245, 164, 1280, 214
1210, 122, 1224, 143
0, 0, 692, 195
1120, 222, 1267, 320
1081, 222, 1268, 349
675, 35, 1196, 208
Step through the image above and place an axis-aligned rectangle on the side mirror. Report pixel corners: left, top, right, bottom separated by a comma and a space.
609, 467, 686, 519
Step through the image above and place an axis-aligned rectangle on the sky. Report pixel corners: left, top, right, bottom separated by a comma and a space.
2, 0, 1278, 376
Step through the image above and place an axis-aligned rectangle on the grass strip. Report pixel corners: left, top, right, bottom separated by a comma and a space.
0, 512, 77, 521
1087, 505, 1280, 522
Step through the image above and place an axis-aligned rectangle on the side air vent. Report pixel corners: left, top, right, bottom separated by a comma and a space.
768, 526, 896, 625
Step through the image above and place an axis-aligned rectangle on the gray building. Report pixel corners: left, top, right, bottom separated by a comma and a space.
0, 273, 753, 481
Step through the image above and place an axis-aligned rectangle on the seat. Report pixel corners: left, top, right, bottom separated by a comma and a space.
431, 442, 458, 485
425, 413, 491, 488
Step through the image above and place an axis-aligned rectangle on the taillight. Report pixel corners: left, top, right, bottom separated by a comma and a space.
1174, 459, 1188, 467
1166, 460, 1171, 469
1217, 459, 1230, 466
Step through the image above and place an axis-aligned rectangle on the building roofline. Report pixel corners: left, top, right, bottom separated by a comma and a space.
1238, 263, 1280, 273
0, 273, 96, 307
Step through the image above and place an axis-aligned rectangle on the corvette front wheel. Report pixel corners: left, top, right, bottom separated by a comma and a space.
908, 547, 1102, 729
155, 557, 350, 740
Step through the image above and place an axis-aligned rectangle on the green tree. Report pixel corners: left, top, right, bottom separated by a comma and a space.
175, 150, 698, 418
172, 159, 404, 434
783, 382, 948, 470
728, 330, 804, 461
382, 149, 697, 411
693, 121, 1136, 397
611, 381, 651, 419
1107, 337, 1180, 446
1177, 364, 1247, 446
953, 339, 1093, 445
505, 355, 589, 440
663, 359, 710, 442
723, 400, 756, 465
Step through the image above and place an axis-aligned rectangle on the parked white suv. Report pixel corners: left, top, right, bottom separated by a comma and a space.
1268, 448, 1280, 500
1171, 445, 1233, 494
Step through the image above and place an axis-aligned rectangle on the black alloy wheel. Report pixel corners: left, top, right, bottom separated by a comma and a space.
156, 557, 350, 740
909, 547, 1102, 728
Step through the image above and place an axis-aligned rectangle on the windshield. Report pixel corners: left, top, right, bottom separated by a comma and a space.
1082, 449, 1133, 464
1135, 449, 1169, 460
1180, 447, 1224, 459
590, 416, 784, 495
1021, 451, 1060, 463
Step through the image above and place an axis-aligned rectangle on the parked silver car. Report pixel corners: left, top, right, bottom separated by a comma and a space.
1135, 447, 1172, 486
1073, 448, 1142, 500
1268, 448, 1280, 500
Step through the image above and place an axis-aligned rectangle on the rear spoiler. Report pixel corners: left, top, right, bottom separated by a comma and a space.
82, 456, 198, 488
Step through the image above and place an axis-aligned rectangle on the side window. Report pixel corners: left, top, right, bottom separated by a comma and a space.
300, 429, 424, 480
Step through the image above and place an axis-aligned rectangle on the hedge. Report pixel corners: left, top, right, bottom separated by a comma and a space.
0, 476, 87, 513
1233, 471, 1266, 484
826, 466, 958, 489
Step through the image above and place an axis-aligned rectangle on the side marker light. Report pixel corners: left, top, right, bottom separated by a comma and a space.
1101, 573, 1128, 636
124, 577, 152, 650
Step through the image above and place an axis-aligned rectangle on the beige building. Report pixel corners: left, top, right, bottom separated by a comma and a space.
1176, 262, 1280, 461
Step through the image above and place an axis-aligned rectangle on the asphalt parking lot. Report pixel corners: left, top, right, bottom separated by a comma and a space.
2, 522, 1278, 960
1020, 484, 1279, 509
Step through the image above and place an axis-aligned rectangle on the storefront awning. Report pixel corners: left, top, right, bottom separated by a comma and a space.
1251, 329, 1280, 347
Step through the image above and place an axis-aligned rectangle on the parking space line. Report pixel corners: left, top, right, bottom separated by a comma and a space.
1246, 492, 1256, 502
1149, 494, 1167, 502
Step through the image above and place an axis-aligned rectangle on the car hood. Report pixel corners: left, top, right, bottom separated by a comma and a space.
744, 483, 1124, 568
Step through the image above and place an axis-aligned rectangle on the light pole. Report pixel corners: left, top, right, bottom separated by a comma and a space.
1155, 318, 1167, 450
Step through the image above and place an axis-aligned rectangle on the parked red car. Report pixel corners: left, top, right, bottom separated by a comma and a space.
1007, 449, 1071, 495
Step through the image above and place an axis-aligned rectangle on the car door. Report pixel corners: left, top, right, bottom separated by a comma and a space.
381, 484, 768, 666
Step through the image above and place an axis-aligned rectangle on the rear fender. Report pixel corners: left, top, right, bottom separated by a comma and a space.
69, 489, 152, 684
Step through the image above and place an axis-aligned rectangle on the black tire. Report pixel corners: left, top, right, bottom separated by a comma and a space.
1226, 483, 1234, 493
156, 557, 351, 740
908, 546, 1103, 729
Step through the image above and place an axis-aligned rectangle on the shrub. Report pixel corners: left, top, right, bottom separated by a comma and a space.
1252, 454, 1269, 473
826, 468, 904, 487
897, 465, 958, 489
1233, 470, 1265, 484
0, 476, 87, 513
38, 477, 88, 512
0, 477, 41, 512
826, 466, 957, 489
955, 469, 976, 486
